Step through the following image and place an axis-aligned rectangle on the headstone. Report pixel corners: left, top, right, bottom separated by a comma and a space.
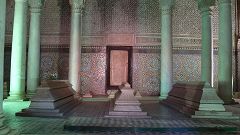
163, 81, 239, 119
107, 90, 119, 99
233, 92, 240, 103
135, 90, 142, 98
83, 91, 93, 98
105, 82, 150, 118
16, 80, 78, 117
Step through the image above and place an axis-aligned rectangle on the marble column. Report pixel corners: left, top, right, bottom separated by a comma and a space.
26, 0, 45, 99
217, 0, 233, 104
8, 0, 28, 101
197, 0, 215, 86
69, 0, 84, 93
159, 0, 175, 99
0, 0, 17, 134
0, 0, 6, 111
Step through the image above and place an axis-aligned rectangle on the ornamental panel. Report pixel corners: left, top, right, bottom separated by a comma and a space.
132, 52, 160, 96
172, 0, 201, 36
80, 52, 106, 95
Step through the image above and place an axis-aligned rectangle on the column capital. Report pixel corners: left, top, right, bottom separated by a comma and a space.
196, 0, 215, 14
218, 0, 231, 5
159, 0, 175, 15
159, 0, 175, 9
28, 0, 45, 13
69, 0, 86, 13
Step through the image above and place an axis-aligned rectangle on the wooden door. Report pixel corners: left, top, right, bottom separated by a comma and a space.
107, 46, 132, 90
110, 50, 129, 86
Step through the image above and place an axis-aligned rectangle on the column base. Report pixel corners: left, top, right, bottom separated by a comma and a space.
159, 95, 168, 100
26, 92, 36, 100
0, 113, 17, 135
5, 94, 26, 102
222, 99, 237, 105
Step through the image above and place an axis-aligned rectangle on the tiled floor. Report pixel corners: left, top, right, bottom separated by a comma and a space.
3, 100, 240, 135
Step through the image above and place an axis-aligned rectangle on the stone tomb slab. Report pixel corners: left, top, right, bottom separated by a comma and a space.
16, 80, 78, 117
163, 81, 239, 119
105, 83, 151, 118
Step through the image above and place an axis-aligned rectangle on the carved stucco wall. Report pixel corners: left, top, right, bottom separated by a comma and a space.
4, 0, 239, 95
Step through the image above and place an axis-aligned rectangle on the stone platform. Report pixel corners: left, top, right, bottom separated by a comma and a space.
105, 83, 150, 118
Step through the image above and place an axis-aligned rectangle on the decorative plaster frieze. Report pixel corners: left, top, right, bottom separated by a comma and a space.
159, 0, 175, 9
69, 0, 86, 13
196, 0, 215, 13
28, 0, 45, 13
82, 46, 106, 53
159, 0, 175, 15
218, 0, 232, 5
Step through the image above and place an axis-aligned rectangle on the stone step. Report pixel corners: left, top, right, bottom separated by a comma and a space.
116, 100, 139, 102
114, 106, 142, 112
109, 111, 148, 116
192, 115, 239, 119
22, 108, 60, 113
16, 111, 64, 117
194, 111, 233, 116
104, 115, 151, 119
115, 102, 141, 106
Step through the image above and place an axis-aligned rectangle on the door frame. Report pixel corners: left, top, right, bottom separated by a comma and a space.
106, 46, 133, 90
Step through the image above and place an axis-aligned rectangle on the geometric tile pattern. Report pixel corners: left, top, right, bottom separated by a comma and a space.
83, 0, 105, 35
40, 49, 69, 80
5, 0, 235, 37
104, 0, 137, 34
36, 47, 239, 95
132, 53, 160, 96
40, 0, 71, 34
172, 0, 201, 36
135, 0, 161, 33
81, 53, 106, 95
5, 0, 14, 33
173, 54, 201, 82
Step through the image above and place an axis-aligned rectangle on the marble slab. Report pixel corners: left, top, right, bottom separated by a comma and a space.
105, 82, 151, 118
163, 82, 239, 119
16, 80, 78, 117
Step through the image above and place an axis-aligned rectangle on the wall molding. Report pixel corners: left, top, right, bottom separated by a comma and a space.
4, 33, 239, 51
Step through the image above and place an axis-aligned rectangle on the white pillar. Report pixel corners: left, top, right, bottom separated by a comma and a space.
69, 0, 84, 93
0, 0, 6, 111
197, 0, 215, 86
159, 0, 175, 100
26, 0, 45, 99
0, 0, 17, 134
8, 0, 28, 101
217, 0, 233, 104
